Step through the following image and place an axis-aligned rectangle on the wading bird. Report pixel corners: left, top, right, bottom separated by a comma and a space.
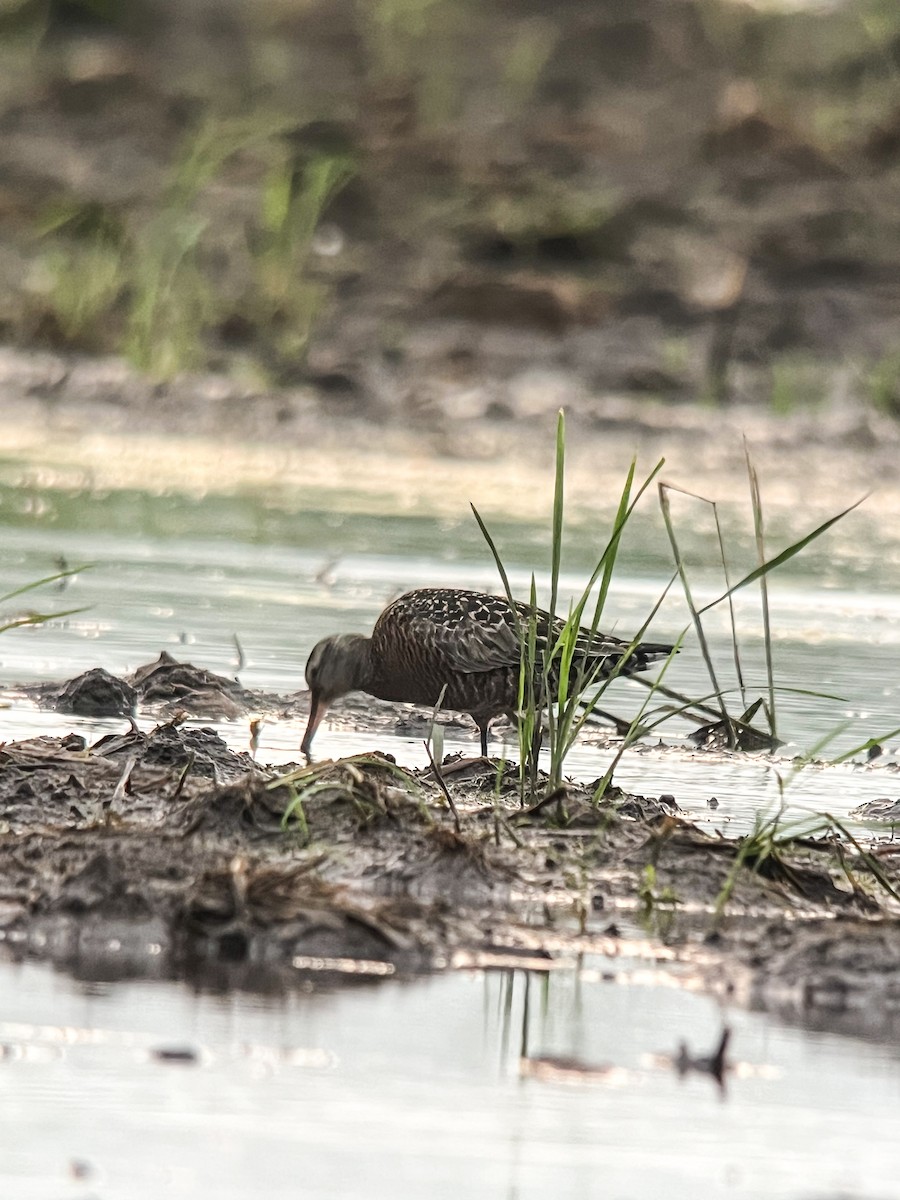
301, 587, 673, 759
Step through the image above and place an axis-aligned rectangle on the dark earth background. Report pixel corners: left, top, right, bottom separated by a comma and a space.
2, 0, 900, 427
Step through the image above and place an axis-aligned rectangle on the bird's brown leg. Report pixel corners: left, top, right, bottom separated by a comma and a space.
478, 721, 489, 758
528, 721, 544, 779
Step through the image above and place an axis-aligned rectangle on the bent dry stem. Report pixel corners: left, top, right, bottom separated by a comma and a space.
659, 460, 866, 750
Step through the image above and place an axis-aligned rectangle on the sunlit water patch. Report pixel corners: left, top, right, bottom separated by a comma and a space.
0, 958, 898, 1200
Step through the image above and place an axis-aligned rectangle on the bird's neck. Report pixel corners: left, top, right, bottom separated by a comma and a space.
355, 636, 400, 701
350, 635, 377, 693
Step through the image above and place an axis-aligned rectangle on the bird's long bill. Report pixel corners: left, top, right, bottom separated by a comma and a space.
301, 690, 328, 759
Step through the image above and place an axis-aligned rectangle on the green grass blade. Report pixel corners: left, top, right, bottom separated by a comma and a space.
0, 566, 90, 605
711, 501, 745, 709
591, 458, 637, 624
582, 459, 664, 633
546, 412, 566, 785
548, 409, 565, 624
470, 503, 516, 610
0, 606, 89, 634
745, 443, 776, 737
828, 726, 900, 765
697, 494, 868, 615
659, 481, 731, 732
772, 685, 848, 702
526, 577, 541, 791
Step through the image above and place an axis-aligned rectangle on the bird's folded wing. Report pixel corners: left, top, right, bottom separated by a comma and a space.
406, 610, 521, 674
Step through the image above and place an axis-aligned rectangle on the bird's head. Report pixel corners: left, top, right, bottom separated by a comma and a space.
301, 634, 369, 758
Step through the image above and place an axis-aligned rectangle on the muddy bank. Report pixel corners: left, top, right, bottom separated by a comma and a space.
3, 660, 900, 1031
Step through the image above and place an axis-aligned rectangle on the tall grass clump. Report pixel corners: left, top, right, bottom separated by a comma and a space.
714, 801, 900, 915
473, 412, 868, 804
473, 410, 677, 800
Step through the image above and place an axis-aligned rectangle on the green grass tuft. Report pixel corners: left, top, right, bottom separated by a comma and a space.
475, 410, 670, 799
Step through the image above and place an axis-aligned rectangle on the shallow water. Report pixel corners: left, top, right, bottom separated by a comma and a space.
1, 955, 899, 1200
1, 485, 898, 835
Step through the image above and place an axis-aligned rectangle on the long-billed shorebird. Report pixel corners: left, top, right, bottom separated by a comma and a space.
301, 587, 673, 758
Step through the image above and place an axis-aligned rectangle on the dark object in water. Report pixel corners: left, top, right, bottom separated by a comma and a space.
675, 1026, 731, 1088
689, 705, 784, 753
152, 1046, 199, 1064
55, 668, 136, 718
302, 587, 673, 757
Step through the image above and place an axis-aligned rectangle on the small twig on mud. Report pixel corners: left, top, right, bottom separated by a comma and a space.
424, 740, 461, 834
520, 785, 570, 820
249, 717, 262, 758
171, 751, 196, 801
111, 753, 137, 808
493, 810, 525, 848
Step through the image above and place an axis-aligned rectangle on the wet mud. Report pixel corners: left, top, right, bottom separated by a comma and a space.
3, 658, 900, 1031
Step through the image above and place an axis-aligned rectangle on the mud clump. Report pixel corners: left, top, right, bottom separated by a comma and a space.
129, 653, 249, 718
34, 654, 262, 724
0, 711, 898, 1024
55, 668, 137, 718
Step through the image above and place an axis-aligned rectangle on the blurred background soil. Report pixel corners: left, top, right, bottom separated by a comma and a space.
2, 0, 900, 439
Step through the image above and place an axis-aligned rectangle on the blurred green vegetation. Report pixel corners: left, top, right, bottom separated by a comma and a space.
1, 0, 900, 401
32, 120, 356, 377
869, 348, 900, 419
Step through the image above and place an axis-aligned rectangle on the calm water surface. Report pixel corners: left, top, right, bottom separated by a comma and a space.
1, 957, 899, 1200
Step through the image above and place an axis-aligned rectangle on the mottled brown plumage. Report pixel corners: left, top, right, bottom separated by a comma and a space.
301, 587, 673, 758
